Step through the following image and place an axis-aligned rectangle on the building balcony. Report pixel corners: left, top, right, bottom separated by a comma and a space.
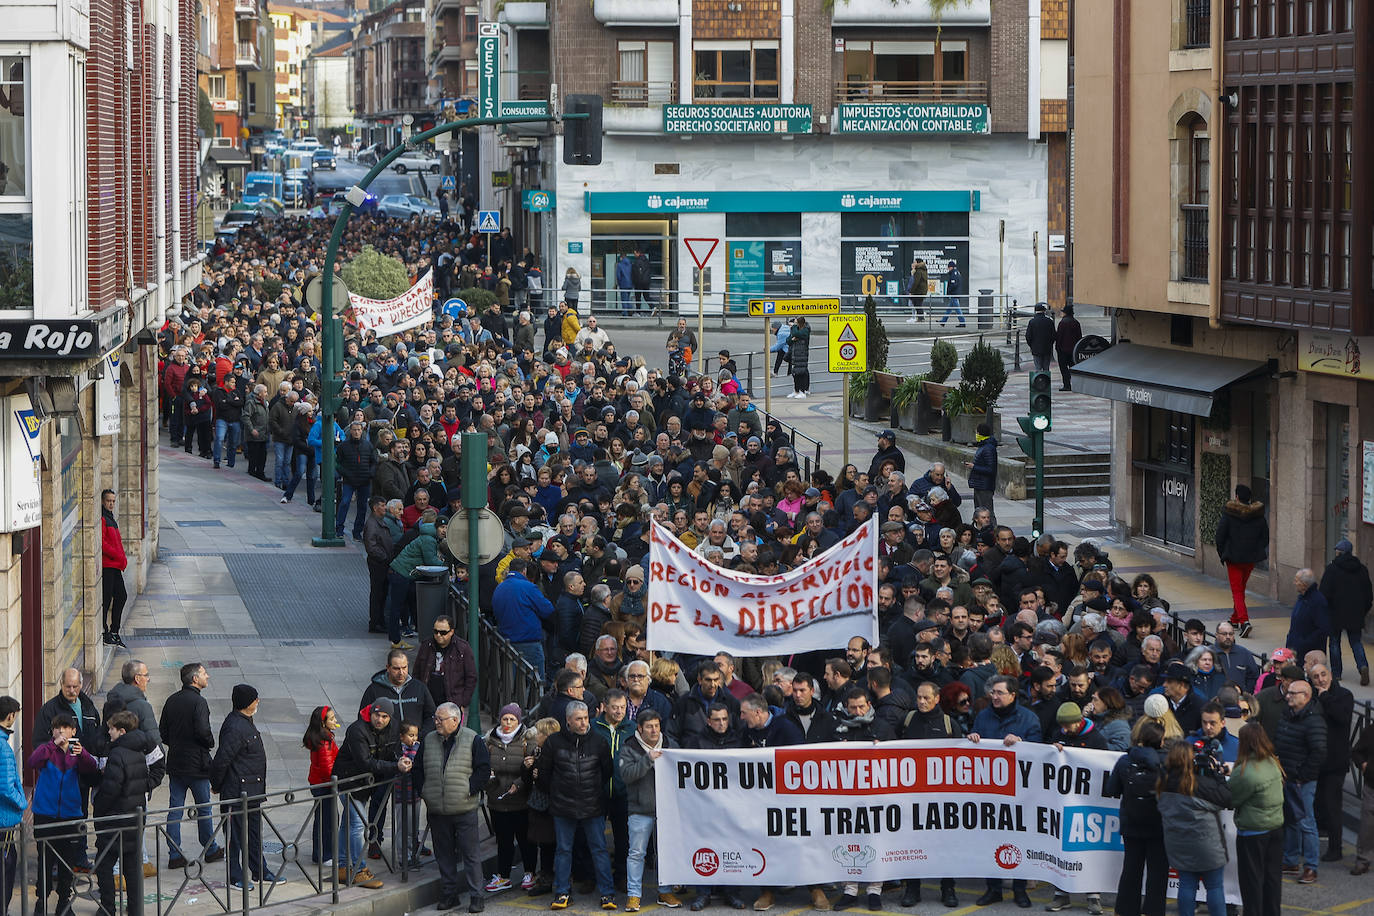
835, 79, 987, 105
832, 0, 989, 27
1180, 204, 1209, 282
234, 0, 257, 16
501, 1, 547, 27
610, 80, 676, 107
430, 0, 469, 15
433, 41, 469, 65
236, 40, 261, 69
593, 0, 678, 28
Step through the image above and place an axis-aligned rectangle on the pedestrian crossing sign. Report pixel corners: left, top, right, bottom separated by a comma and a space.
827, 315, 867, 372
477, 210, 500, 233
440, 175, 456, 191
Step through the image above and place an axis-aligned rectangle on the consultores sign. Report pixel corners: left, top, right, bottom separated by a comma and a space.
835, 103, 990, 135
664, 104, 813, 135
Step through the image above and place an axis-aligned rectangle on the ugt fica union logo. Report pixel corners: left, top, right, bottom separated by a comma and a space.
994, 844, 1022, 869
692, 849, 719, 876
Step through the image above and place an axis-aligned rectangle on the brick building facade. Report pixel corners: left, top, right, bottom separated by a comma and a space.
2, 0, 200, 756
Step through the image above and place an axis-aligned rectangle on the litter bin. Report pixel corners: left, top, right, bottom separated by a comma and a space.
978, 289, 994, 330
414, 565, 450, 638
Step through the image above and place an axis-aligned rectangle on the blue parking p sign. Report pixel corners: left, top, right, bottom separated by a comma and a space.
477, 210, 500, 233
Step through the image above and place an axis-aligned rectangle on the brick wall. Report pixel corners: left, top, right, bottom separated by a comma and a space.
550, 0, 617, 99
1047, 131, 1066, 309
990, 0, 1028, 133
86, 0, 122, 310
794, 0, 830, 117
1041, 0, 1068, 40
693, 0, 779, 40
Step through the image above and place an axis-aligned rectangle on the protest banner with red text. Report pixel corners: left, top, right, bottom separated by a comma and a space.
654, 740, 1239, 899
646, 519, 878, 657
347, 269, 435, 338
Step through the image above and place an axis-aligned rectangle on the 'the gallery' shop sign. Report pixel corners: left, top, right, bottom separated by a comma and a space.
0, 320, 109, 359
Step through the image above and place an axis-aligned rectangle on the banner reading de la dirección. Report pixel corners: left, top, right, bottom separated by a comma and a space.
654, 740, 1239, 899
646, 518, 878, 657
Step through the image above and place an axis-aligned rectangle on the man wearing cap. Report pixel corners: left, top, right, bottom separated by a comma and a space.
1287, 568, 1331, 659
1155, 662, 1204, 733
1318, 538, 1372, 685
413, 703, 490, 913
868, 430, 905, 480
1025, 302, 1055, 371
1043, 702, 1106, 913
210, 685, 280, 889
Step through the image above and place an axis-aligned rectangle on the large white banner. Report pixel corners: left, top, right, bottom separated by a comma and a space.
347, 269, 434, 338
647, 519, 878, 657
654, 740, 1239, 899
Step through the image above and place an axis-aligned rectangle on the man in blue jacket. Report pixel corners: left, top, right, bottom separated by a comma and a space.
963, 423, 999, 518
492, 557, 555, 680
0, 696, 25, 912
968, 676, 1039, 908
1287, 568, 1331, 658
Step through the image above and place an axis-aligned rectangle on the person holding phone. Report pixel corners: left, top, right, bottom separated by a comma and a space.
27, 713, 98, 913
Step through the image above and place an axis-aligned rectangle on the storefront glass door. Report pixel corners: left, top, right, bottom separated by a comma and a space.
1141, 409, 1196, 549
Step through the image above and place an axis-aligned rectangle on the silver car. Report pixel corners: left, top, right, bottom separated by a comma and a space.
389, 150, 440, 174
377, 195, 440, 219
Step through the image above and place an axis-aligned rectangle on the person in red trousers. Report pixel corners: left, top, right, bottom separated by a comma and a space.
1214, 484, 1269, 638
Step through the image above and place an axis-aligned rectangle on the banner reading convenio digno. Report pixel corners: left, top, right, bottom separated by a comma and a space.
654, 740, 1239, 899
646, 519, 878, 657
347, 269, 434, 338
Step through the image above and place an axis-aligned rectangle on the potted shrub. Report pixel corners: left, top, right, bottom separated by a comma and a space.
940, 384, 972, 443
952, 338, 1008, 442
892, 373, 927, 431
929, 338, 958, 383
848, 370, 873, 419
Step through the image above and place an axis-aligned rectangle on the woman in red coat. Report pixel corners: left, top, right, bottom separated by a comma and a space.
101, 489, 128, 648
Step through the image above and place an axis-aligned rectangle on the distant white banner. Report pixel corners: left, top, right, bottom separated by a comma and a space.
348, 269, 434, 337
646, 519, 878, 657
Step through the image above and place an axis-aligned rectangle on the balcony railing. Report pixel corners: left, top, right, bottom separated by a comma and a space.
1184, 0, 1211, 49
234, 0, 256, 15
610, 80, 677, 106
235, 40, 260, 68
835, 79, 989, 105
1180, 203, 1209, 281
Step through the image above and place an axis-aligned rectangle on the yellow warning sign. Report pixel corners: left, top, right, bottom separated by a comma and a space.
828, 315, 868, 373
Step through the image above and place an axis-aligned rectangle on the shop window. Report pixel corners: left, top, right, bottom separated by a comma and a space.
725, 213, 801, 314
839, 212, 970, 309
590, 217, 677, 313
840, 40, 968, 102
693, 41, 778, 101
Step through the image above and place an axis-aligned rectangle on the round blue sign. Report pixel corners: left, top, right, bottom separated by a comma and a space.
442, 298, 467, 319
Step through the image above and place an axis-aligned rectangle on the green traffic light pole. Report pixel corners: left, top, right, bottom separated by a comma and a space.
310, 111, 586, 549
1016, 418, 1047, 539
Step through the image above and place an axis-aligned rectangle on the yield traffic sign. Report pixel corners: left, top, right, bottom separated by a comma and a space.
683, 238, 719, 269
827, 315, 868, 372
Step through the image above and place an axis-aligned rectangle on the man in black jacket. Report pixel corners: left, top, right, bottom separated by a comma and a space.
537, 700, 615, 909
1025, 303, 1055, 371
332, 699, 403, 888
362, 498, 396, 633
95, 711, 160, 916
1309, 663, 1353, 862
210, 685, 277, 889
1275, 679, 1328, 883
1214, 485, 1269, 636
337, 421, 379, 540
784, 675, 837, 743
161, 663, 224, 868
1319, 538, 1373, 685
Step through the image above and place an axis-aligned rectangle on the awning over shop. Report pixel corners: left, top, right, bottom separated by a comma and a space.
1071, 343, 1269, 417
207, 146, 252, 168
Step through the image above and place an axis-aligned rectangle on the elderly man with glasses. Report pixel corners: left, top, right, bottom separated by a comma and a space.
414, 703, 490, 913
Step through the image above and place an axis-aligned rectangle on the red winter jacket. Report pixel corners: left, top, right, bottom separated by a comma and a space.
308, 737, 340, 785
101, 513, 127, 571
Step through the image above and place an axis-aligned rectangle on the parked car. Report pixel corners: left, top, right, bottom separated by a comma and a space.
389, 150, 439, 174
377, 195, 441, 219
290, 135, 321, 152
311, 148, 336, 171
356, 143, 384, 166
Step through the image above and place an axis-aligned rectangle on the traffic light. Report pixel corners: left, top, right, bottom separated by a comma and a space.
1016, 415, 1040, 459
562, 94, 603, 165
1029, 370, 1052, 432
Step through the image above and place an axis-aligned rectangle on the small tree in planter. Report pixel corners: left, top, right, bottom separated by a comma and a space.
892, 373, 927, 431
864, 296, 890, 372
848, 370, 873, 419
950, 339, 1008, 444
929, 339, 958, 383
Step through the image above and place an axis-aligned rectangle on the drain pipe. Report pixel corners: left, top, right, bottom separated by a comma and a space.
169, 0, 186, 318
152, 0, 169, 326
1208, 0, 1223, 329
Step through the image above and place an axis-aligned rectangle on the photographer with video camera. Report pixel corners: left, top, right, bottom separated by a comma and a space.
1157, 736, 1233, 916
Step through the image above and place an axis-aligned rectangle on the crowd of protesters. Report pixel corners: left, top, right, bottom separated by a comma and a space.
5, 209, 1331, 915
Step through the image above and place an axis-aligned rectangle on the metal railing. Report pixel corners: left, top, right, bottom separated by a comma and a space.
583, 289, 1019, 327
610, 80, 678, 106
234, 41, 259, 68
3, 771, 423, 916
1184, 0, 1211, 49
1180, 204, 1209, 281
834, 80, 989, 105
450, 578, 544, 716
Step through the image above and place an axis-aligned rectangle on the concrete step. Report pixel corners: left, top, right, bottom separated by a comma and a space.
1044, 451, 1112, 467
1045, 482, 1111, 497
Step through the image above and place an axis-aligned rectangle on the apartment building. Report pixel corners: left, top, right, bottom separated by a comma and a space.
487, 0, 1067, 314
201, 0, 277, 141
1071, 0, 1372, 601
352, 0, 429, 147
269, 3, 348, 135
305, 31, 356, 134
2, 0, 201, 735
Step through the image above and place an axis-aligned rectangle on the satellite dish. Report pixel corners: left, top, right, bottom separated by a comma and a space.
304, 273, 350, 313
446, 507, 507, 566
